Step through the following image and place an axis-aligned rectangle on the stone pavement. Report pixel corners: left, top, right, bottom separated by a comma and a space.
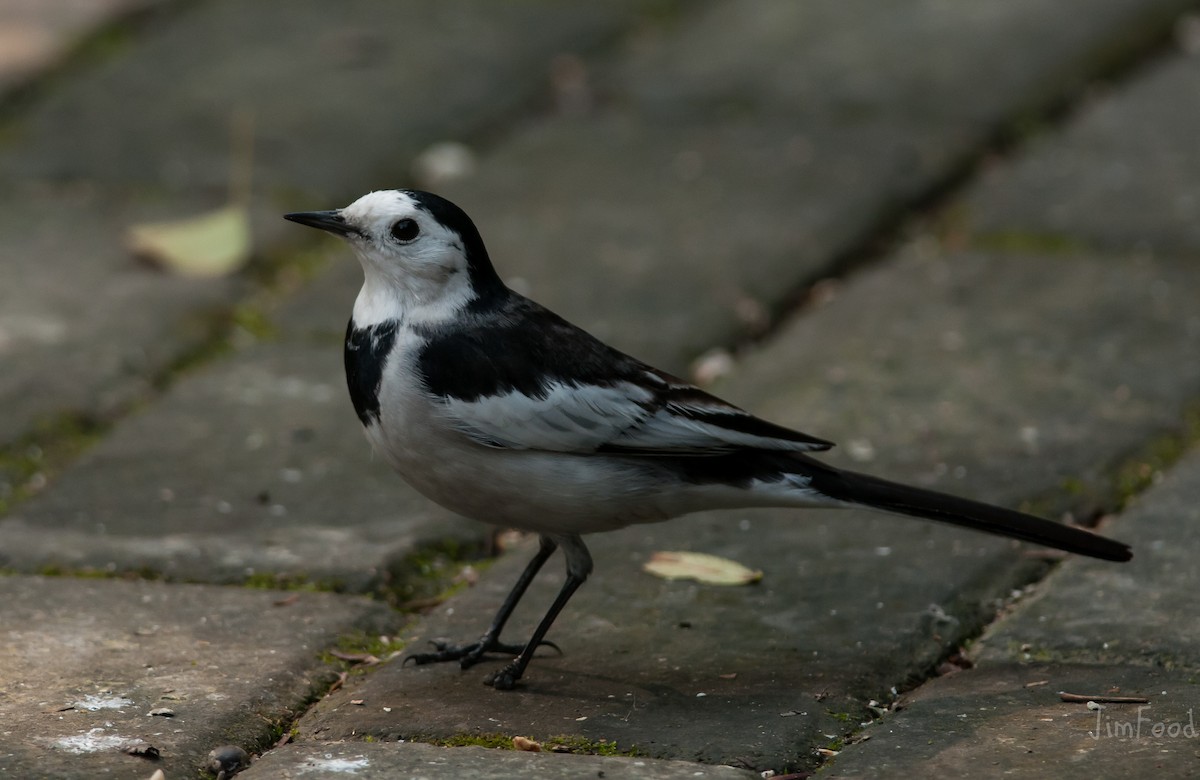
2, 1, 1199, 777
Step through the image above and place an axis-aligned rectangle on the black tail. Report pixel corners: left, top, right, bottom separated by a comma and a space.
795, 455, 1132, 562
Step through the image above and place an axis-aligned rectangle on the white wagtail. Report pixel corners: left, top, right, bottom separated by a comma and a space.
284, 189, 1131, 689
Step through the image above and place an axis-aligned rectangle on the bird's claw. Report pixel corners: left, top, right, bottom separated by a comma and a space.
485, 663, 522, 690
402, 636, 561, 671
402, 638, 516, 669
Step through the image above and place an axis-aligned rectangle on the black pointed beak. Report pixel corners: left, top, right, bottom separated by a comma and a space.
283, 210, 357, 237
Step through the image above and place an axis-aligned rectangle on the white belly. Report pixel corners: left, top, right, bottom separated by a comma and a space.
363, 413, 680, 533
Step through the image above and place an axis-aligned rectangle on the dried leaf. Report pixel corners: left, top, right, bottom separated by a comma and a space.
643, 551, 762, 586
129, 205, 251, 278
512, 736, 541, 752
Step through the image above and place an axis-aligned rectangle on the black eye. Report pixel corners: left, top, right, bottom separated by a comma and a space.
390, 218, 420, 242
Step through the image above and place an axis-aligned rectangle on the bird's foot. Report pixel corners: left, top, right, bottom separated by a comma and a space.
484, 661, 524, 690
404, 637, 522, 669
403, 636, 559, 671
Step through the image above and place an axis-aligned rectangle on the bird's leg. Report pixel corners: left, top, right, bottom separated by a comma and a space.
485, 534, 592, 690
405, 535, 558, 669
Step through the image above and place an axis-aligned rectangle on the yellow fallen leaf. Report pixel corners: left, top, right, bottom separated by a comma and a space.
643, 551, 762, 586
128, 204, 251, 278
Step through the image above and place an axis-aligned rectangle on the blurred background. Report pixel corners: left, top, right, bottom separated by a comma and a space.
3, 1, 1200, 773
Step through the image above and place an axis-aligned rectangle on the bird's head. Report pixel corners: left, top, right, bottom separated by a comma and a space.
285, 190, 505, 326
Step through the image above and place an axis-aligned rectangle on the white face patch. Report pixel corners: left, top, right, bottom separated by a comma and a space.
340, 191, 475, 327
340, 189, 414, 229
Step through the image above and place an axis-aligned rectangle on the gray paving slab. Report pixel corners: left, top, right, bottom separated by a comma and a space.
239, 741, 757, 780
415, 0, 1198, 372
824, 664, 1200, 778
292, 243, 1200, 773
0, 575, 398, 777
978, 446, 1200, 670
827, 447, 1200, 776
968, 45, 1200, 255
0, 339, 477, 588
0, 0, 642, 446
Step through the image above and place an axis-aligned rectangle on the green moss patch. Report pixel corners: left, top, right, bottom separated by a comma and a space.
0, 412, 106, 516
